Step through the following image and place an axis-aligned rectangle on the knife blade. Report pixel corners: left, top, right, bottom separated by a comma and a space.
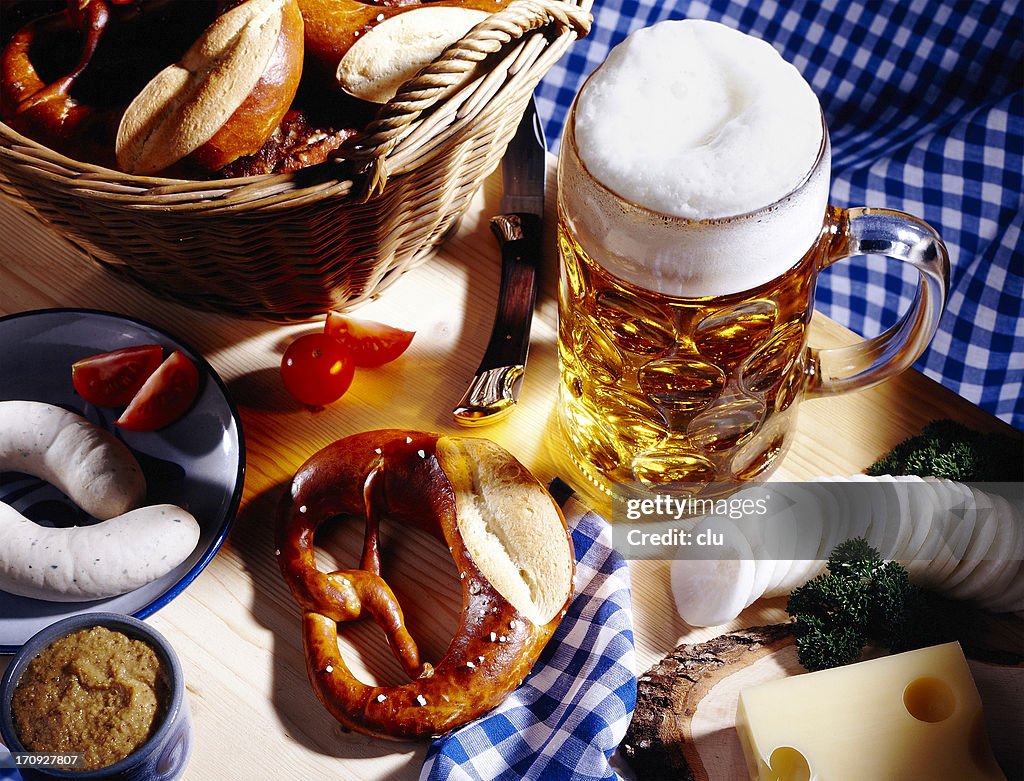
452, 98, 546, 426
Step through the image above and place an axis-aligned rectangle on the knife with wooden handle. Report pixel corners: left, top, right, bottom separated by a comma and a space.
453, 98, 546, 426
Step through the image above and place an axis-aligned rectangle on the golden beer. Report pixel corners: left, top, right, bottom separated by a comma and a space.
556, 203, 824, 492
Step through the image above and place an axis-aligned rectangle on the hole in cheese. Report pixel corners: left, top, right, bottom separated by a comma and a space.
903, 677, 956, 723
767, 746, 811, 781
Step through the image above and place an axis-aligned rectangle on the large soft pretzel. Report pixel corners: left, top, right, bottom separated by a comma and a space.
276, 430, 574, 740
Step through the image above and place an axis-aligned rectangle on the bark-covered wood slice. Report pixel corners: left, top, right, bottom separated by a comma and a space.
621, 624, 797, 781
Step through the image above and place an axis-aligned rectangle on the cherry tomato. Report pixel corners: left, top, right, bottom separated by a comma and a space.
115, 350, 200, 431
325, 312, 414, 368
281, 332, 355, 406
72, 344, 164, 407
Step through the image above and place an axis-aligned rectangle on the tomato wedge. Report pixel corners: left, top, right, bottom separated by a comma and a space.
72, 344, 165, 407
115, 351, 200, 431
324, 312, 414, 368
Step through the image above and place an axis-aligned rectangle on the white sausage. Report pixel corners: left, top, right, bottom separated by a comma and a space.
0, 400, 146, 519
0, 500, 201, 601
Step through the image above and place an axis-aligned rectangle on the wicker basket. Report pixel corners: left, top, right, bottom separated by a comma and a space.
0, 0, 591, 319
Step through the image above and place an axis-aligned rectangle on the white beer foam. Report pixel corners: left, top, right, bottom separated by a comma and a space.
568, 20, 829, 296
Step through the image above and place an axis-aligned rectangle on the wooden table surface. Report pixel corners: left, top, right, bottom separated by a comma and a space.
0, 158, 1018, 780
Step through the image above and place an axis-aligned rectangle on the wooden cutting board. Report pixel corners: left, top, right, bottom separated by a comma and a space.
0, 154, 1020, 780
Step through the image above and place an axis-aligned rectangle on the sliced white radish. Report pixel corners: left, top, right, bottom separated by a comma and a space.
847, 473, 894, 554
807, 477, 845, 562
768, 482, 825, 596
700, 474, 1023, 621
759, 499, 800, 599
832, 476, 873, 548
847, 473, 884, 552
904, 476, 947, 585
671, 516, 755, 627
740, 525, 775, 610
980, 560, 1024, 613
941, 486, 998, 595
746, 484, 793, 600
927, 479, 977, 586
774, 558, 827, 600
875, 474, 913, 560
892, 475, 935, 564
969, 494, 1024, 612
727, 485, 777, 608
911, 477, 959, 587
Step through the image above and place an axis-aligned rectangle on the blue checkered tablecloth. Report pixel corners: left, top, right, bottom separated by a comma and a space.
423, 480, 636, 781
536, 0, 1024, 429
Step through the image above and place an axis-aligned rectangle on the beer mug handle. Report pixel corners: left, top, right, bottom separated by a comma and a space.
805, 206, 950, 397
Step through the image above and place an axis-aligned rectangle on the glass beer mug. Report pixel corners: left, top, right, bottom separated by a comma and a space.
555, 20, 949, 498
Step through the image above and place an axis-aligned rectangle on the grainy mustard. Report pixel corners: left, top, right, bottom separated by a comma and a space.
12, 626, 169, 771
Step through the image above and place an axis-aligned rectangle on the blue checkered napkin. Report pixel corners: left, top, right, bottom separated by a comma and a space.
421, 480, 637, 781
536, 0, 1024, 428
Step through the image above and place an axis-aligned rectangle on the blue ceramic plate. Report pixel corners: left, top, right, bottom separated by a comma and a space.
0, 309, 244, 653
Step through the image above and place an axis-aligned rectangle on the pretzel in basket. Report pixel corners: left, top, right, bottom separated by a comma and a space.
275, 430, 574, 740
0, 0, 225, 162
0, 0, 113, 151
